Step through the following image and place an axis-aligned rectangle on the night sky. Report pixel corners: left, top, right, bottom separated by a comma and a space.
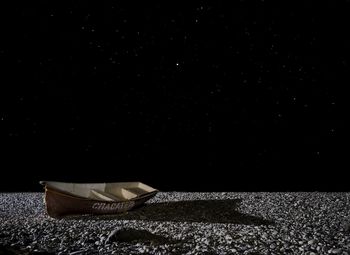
2, 2, 349, 191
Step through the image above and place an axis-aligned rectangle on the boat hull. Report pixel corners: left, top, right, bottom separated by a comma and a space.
43, 186, 157, 218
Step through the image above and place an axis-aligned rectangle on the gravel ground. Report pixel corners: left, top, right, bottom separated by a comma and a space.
0, 192, 349, 254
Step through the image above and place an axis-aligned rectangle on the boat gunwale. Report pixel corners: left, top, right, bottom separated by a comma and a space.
43, 183, 158, 203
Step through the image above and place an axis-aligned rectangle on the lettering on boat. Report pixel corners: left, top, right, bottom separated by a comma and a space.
92, 201, 135, 211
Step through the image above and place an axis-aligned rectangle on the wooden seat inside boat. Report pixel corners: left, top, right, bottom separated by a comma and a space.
89, 189, 122, 201
88, 188, 142, 201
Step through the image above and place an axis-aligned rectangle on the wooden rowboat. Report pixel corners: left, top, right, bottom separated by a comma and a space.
40, 181, 158, 218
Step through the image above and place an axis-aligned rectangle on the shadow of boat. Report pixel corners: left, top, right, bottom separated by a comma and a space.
87, 199, 274, 225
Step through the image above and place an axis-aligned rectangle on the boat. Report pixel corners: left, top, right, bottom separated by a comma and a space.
40, 181, 158, 218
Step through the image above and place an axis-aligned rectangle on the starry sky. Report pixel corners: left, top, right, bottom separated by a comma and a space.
2, 2, 349, 191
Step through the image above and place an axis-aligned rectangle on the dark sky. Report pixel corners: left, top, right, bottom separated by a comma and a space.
1, 2, 349, 191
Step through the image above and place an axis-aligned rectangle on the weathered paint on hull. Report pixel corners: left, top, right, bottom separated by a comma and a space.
43, 187, 157, 218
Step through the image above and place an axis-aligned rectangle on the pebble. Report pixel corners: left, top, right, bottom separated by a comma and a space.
329, 248, 342, 254
308, 239, 316, 245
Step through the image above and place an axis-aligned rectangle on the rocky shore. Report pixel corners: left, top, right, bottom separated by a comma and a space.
1, 192, 349, 254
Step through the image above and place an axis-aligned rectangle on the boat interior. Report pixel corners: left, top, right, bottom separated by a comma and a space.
41, 181, 157, 201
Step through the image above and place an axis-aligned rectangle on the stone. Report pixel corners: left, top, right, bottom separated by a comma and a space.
105, 228, 171, 245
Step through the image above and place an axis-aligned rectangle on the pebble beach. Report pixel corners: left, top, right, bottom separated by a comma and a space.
1, 192, 349, 254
